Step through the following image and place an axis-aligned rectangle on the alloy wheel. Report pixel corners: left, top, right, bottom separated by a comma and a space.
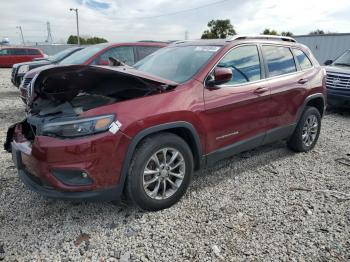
302, 114, 318, 147
143, 148, 186, 200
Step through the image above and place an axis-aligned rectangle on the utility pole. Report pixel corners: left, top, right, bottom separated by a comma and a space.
46, 21, 53, 44
185, 30, 189, 40
69, 8, 80, 45
16, 26, 25, 45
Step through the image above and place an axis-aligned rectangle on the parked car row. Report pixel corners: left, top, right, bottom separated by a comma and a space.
4, 35, 329, 211
16, 42, 167, 102
11, 47, 84, 86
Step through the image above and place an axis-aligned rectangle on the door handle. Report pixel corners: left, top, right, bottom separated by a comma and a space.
254, 87, 268, 94
298, 78, 308, 84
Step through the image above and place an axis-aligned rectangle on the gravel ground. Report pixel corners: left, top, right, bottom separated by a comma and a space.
0, 68, 349, 261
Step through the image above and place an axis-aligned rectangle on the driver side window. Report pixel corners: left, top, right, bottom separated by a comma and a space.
217, 45, 261, 85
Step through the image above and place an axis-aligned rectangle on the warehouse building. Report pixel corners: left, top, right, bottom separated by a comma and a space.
294, 33, 350, 64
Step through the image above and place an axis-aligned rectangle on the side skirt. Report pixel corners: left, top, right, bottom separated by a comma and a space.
205, 124, 296, 166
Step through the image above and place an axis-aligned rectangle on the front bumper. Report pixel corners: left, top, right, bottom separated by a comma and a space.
327, 88, 350, 108
18, 167, 122, 201
9, 124, 131, 201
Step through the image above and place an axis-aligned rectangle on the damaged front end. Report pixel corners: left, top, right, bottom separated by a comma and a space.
4, 65, 178, 200
5, 65, 178, 151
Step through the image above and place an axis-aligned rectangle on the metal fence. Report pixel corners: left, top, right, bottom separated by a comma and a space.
27, 44, 79, 55
294, 33, 350, 64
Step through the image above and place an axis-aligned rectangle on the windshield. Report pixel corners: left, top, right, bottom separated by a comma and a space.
134, 45, 221, 83
59, 44, 107, 65
334, 50, 350, 66
48, 48, 80, 62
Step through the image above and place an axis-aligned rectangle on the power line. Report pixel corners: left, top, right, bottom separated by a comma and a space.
114, 0, 231, 20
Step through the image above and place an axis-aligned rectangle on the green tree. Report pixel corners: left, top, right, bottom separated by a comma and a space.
67, 35, 108, 45
309, 29, 325, 35
281, 31, 294, 36
261, 28, 278, 35
201, 19, 236, 39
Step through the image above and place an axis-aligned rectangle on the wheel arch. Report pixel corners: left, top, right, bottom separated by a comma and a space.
118, 121, 204, 191
296, 93, 326, 123
305, 94, 325, 117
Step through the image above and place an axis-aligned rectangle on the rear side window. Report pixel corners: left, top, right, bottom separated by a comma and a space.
136, 46, 161, 61
262, 46, 296, 77
217, 45, 261, 85
293, 49, 312, 70
11, 49, 27, 55
26, 49, 41, 55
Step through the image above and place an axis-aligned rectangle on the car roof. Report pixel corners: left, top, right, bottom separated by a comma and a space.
89, 42, 168, 48
1, 46, 42, 50
170, 35, 301, 47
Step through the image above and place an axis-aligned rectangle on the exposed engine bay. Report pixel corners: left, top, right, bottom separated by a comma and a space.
4, 65, 178, 152
29, 65, 177, 116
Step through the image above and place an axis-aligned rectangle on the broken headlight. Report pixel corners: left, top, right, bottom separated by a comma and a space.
42, 115, 115, 138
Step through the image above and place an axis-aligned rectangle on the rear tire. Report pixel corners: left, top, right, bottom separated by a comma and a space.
287, 106, 321, 152
126, 132, 193, 211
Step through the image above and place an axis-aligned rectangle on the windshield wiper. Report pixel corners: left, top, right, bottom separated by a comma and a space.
334, 63, 350, 67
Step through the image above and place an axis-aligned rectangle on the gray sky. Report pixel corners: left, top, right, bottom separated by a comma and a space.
1, 0, 350, 44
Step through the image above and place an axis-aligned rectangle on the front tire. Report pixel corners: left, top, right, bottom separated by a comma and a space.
126, 133, 193, 211
287, 106, 321, 152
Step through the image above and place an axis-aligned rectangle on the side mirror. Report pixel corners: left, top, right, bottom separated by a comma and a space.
207, 67, 233, 88
324, 60, 333, 66
98, 59, 109, 66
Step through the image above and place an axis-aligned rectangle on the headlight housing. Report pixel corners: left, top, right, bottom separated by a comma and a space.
42, 115, 115, 138
18, 65, 30, 74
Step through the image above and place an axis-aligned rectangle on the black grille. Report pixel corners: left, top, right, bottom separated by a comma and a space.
326, 73, 350, 90
22, 77, 32, 88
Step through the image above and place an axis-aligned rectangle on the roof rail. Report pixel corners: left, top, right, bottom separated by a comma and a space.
227, 35, 297, 43
171, 40, 193, 45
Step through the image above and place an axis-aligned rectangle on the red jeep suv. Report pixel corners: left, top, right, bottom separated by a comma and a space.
5, 36, 326, 211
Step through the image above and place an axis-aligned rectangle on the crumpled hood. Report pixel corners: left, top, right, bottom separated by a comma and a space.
31, 65, 178, 103
24, 64, 56, 78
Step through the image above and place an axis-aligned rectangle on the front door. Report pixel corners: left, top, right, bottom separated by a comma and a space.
201, 45, 271, 160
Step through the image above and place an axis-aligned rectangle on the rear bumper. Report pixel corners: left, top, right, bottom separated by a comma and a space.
327, 89, 350, 107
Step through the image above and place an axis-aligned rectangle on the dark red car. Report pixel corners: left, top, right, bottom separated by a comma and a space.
6, 36, 326, 211
0, 47, 45, 67
19, 42, 167, 101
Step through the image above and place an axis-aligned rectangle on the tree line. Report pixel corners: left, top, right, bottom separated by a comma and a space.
201, 19, 333, 39
67, 35, 108, 45
66, 20, 334, 44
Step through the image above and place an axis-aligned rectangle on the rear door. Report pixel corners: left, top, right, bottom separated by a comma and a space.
202, 44, 271, 156
261, 45, 313, 136
12, 48, 28, 64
